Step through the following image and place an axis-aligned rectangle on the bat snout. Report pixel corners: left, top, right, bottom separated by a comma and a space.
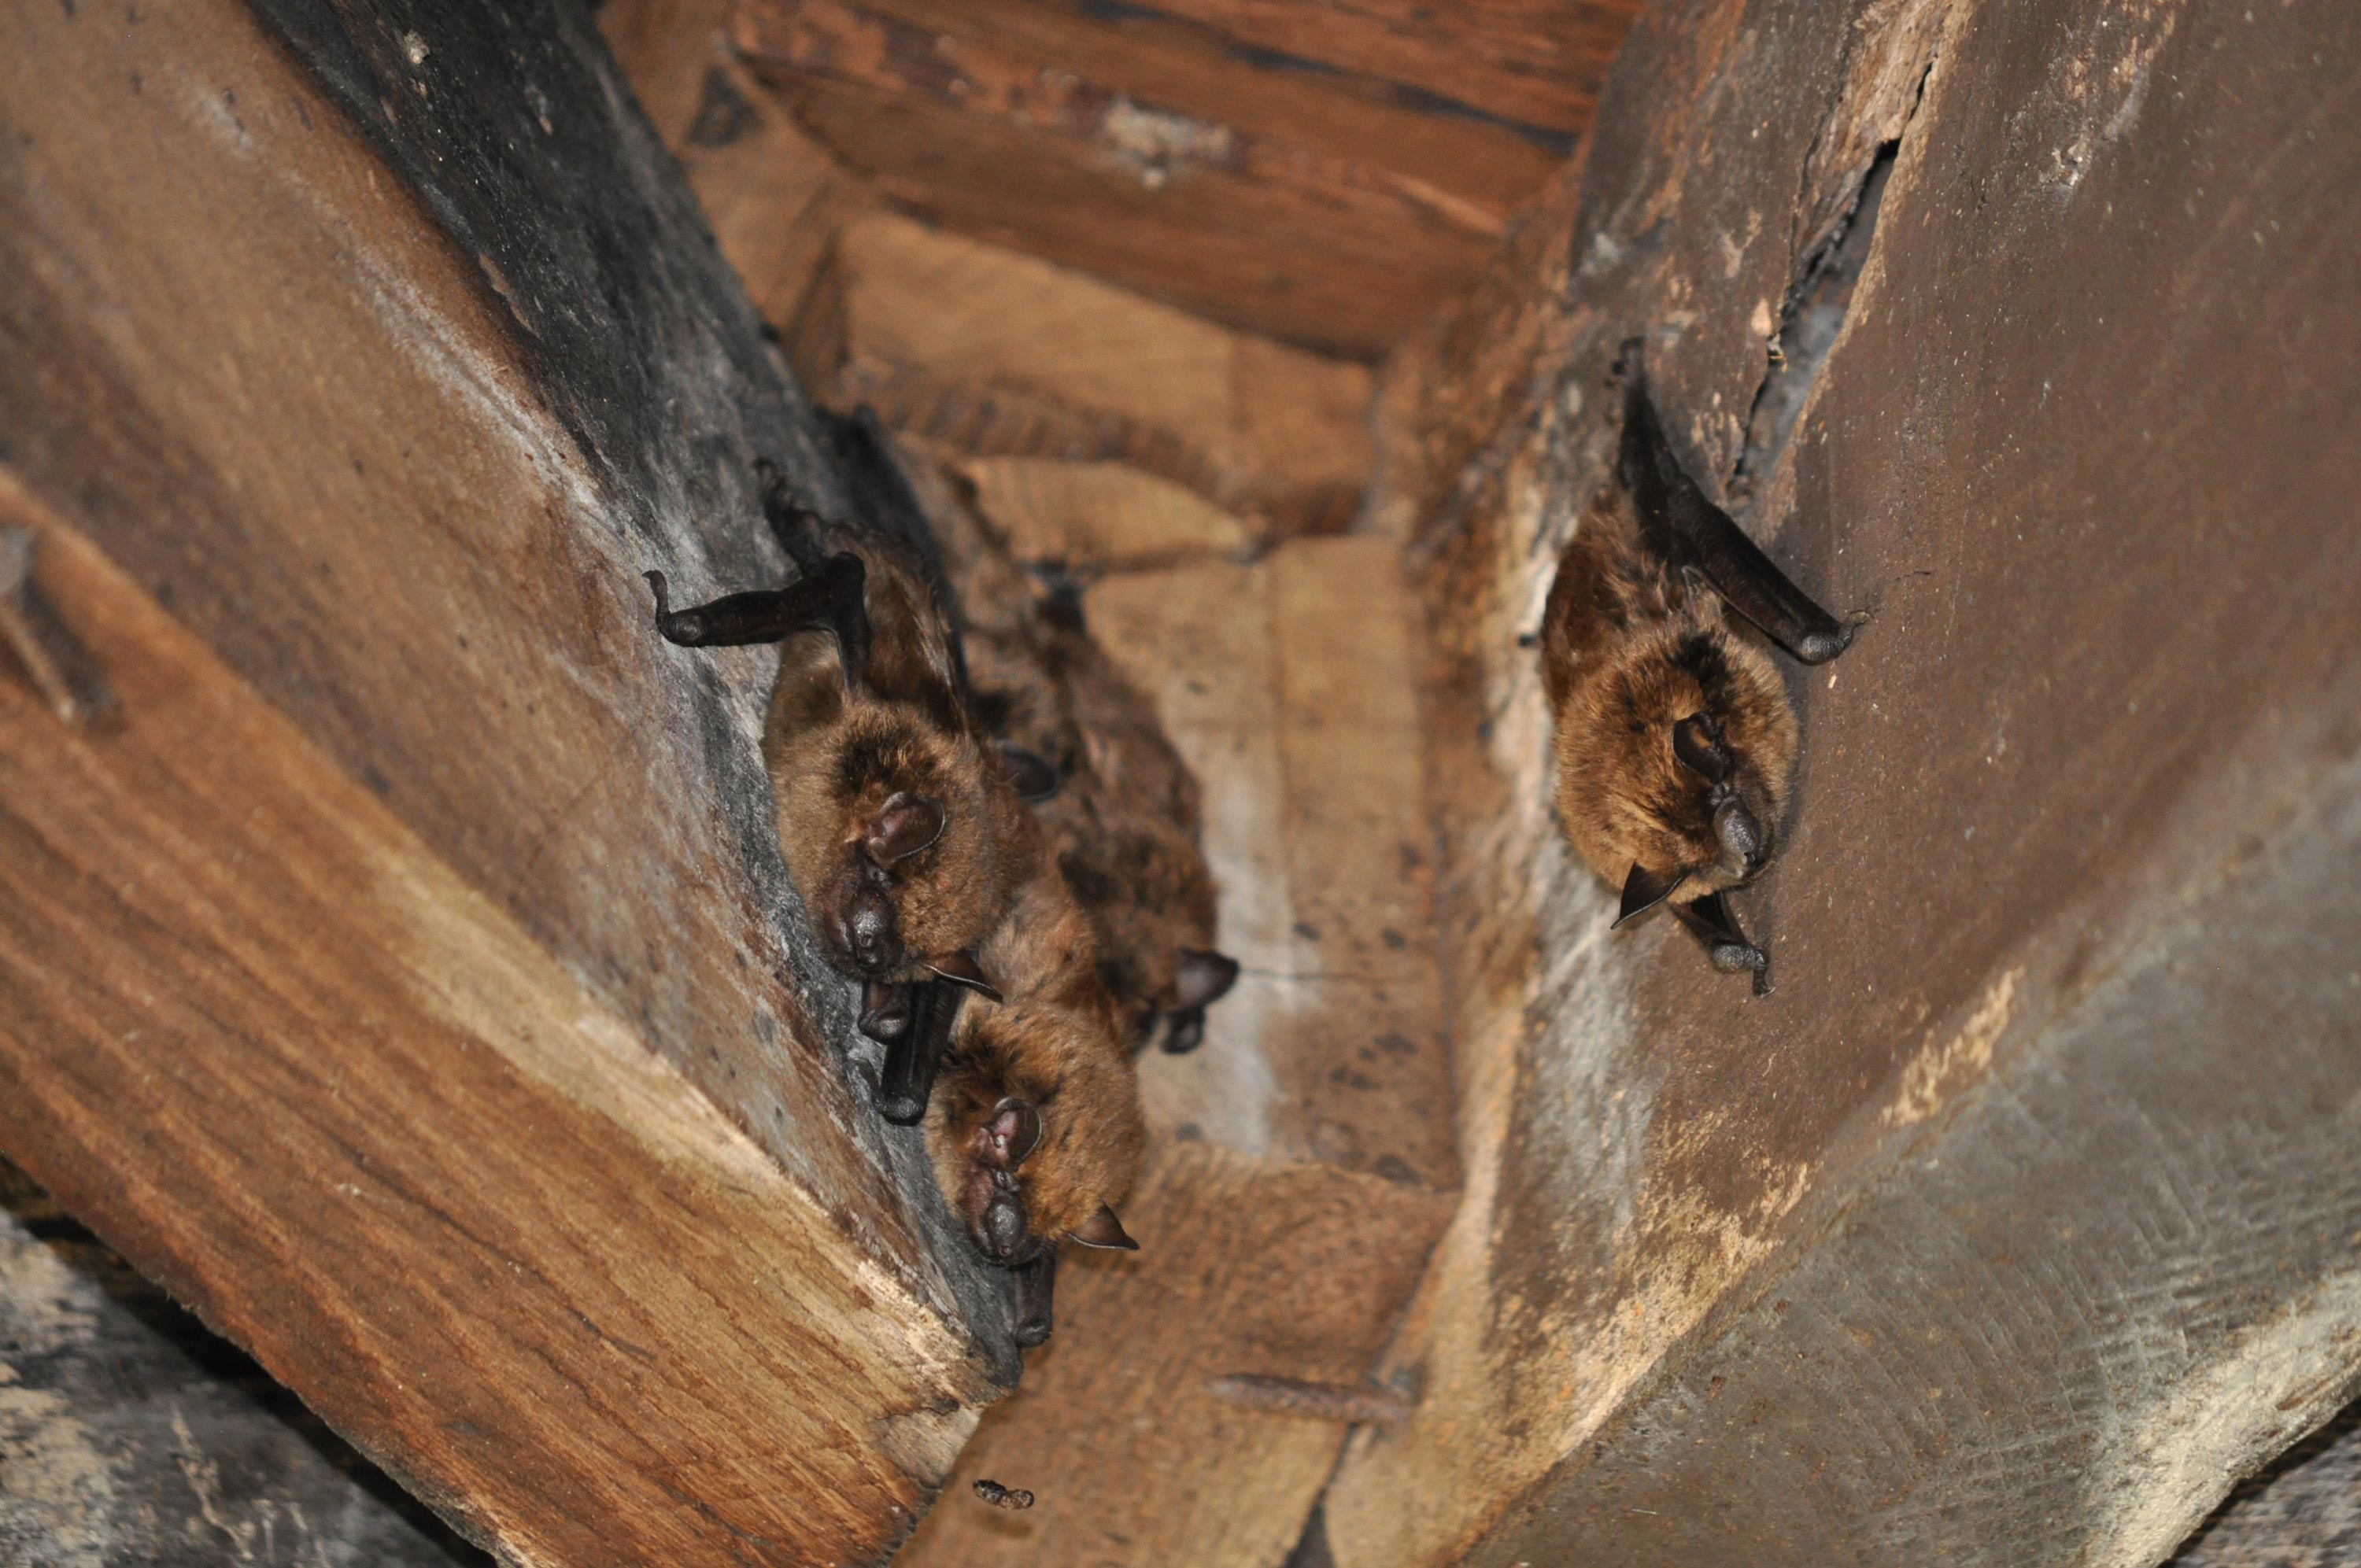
975, 1193, 1032, 1262
1713, 797, 1775, 882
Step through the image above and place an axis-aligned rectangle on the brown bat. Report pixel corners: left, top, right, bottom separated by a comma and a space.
647, 415, 1028, 1090
926, 852, 1146, 1345
908, 453, 1239, 1053
1539, 353, 1853, 991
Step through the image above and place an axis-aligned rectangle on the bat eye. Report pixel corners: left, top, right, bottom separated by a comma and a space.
1672, 714, 1731, 783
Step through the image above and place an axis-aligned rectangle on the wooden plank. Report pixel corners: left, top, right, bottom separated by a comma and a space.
1314, 1, 2361, 1563
948, 456, 1254, 569
1133, 0, 1642, 140
731, 0, 1590, 355
0, 489, 995, 1566
1090, 540, 1458, 1192
895, 1143, 1452, 1568
805, 213, 1374, 533
2171, 1404, 2361, 1566
0, 1159, 487, 1566
600, 0, 878, 334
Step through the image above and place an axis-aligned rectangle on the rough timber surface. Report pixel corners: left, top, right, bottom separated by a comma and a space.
730, 0, 1639, 356
1321, 1, 2361, 1565
0, 0, 1023, 1560
0, 1160, 487, 1568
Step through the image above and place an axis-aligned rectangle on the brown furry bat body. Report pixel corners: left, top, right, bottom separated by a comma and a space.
759, 517, 1032, 989
647, 417, 1030, 997
1539, 364, 1851, 988
908, 453, 1240, 1051
926, 853, 1146, 1342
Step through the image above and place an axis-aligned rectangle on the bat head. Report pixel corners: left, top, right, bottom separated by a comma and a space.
928, 984, 1145, 1268
1554, 613, 1798, 909
774, 696, 1031, 987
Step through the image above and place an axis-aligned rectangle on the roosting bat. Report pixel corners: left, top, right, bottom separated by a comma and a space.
646, 415, 1029, 1098
1538, 352, 1853, 991
926, 853, 1146, 1346
907, 452, 1240, 1053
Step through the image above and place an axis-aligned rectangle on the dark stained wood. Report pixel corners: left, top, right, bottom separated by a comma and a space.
803, 213, 1375, 533
896, 1142, 1452, 1568
1320, 0, 2361, 1563
730, 0, 1610, 356
0, 484, 998, 1566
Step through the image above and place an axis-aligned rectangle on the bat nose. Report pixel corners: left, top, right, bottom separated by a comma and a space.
1714, 799, 1772, 879
979, 1194, 1029, 1261
844, 897, 900, 975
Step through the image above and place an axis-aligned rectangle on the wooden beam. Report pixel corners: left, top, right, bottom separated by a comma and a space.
0, 484, 991, 1565
1317, 0, 2361, 1563
600, 0, 878, 334
896, 1143, 1450, 1568
0, 0, 1023, 1558
801, 214, 1375, 533
730, 0, 1617, 356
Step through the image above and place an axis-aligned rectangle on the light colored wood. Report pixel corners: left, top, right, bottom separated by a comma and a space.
601, 0, 878, 338
804, 212, 1374, 533
730, 0, 1595, 356
0, 482, 991, 1567
1090, 539, 1458, 1192
949, 456, 1254, 568
895, 1142, 1452, 1568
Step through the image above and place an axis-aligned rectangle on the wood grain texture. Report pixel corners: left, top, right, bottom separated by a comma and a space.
2171, 1402, 2361, 1568
600, 0, 878, 334
1093, 540, 1458, 1193
0, 488, 995, 1566
0, 1161, 486, 1567
1317, 0, 2361, 1563
1130, 0, 1643, 140
804, 214, 1374, 533
895, 1142, 1452, 1568
0, 0, 1027, 1356
730, 0, 1601, 355
946, 456, 1254, 570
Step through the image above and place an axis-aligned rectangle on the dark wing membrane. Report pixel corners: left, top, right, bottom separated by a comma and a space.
1620, 376, 1853, 664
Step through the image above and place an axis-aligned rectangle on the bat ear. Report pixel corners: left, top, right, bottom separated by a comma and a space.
1672, 714, 1731, 783
1614, 862, 1689, 928
926, 950, 1003, 1003
977, 1098, 1042, 1170
866, 791, 945, 866
1173, 949, 1240, 1010
1071, 1203, 1138, 1252
997, 743, 1062, 802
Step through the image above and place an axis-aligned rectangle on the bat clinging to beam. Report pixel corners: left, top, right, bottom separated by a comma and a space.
926, 849, 1146, 1345
1538, 350, 1853, 991
648, 415, 1030, 1116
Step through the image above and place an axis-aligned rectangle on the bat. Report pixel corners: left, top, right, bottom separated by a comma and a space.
1537, 349, 1853, 991
648, 416, 1029, 1073
972, 1479, 1035, 1511
925, 854, 1146, 1347
909, 454, 1240, 1053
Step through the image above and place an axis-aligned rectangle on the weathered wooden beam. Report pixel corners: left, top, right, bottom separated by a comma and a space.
0, 485, 992, 1564
1317, 0, 2361, 1563
800, 214, 1375, 533
0, 0, 1025, 1559
730, 0, 1628, 356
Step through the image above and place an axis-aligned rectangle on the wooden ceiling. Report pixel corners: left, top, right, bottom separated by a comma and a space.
723, 0, 1643, 358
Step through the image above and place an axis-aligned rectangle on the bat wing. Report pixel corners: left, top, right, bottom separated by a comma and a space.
1620, 377, 1853, 665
